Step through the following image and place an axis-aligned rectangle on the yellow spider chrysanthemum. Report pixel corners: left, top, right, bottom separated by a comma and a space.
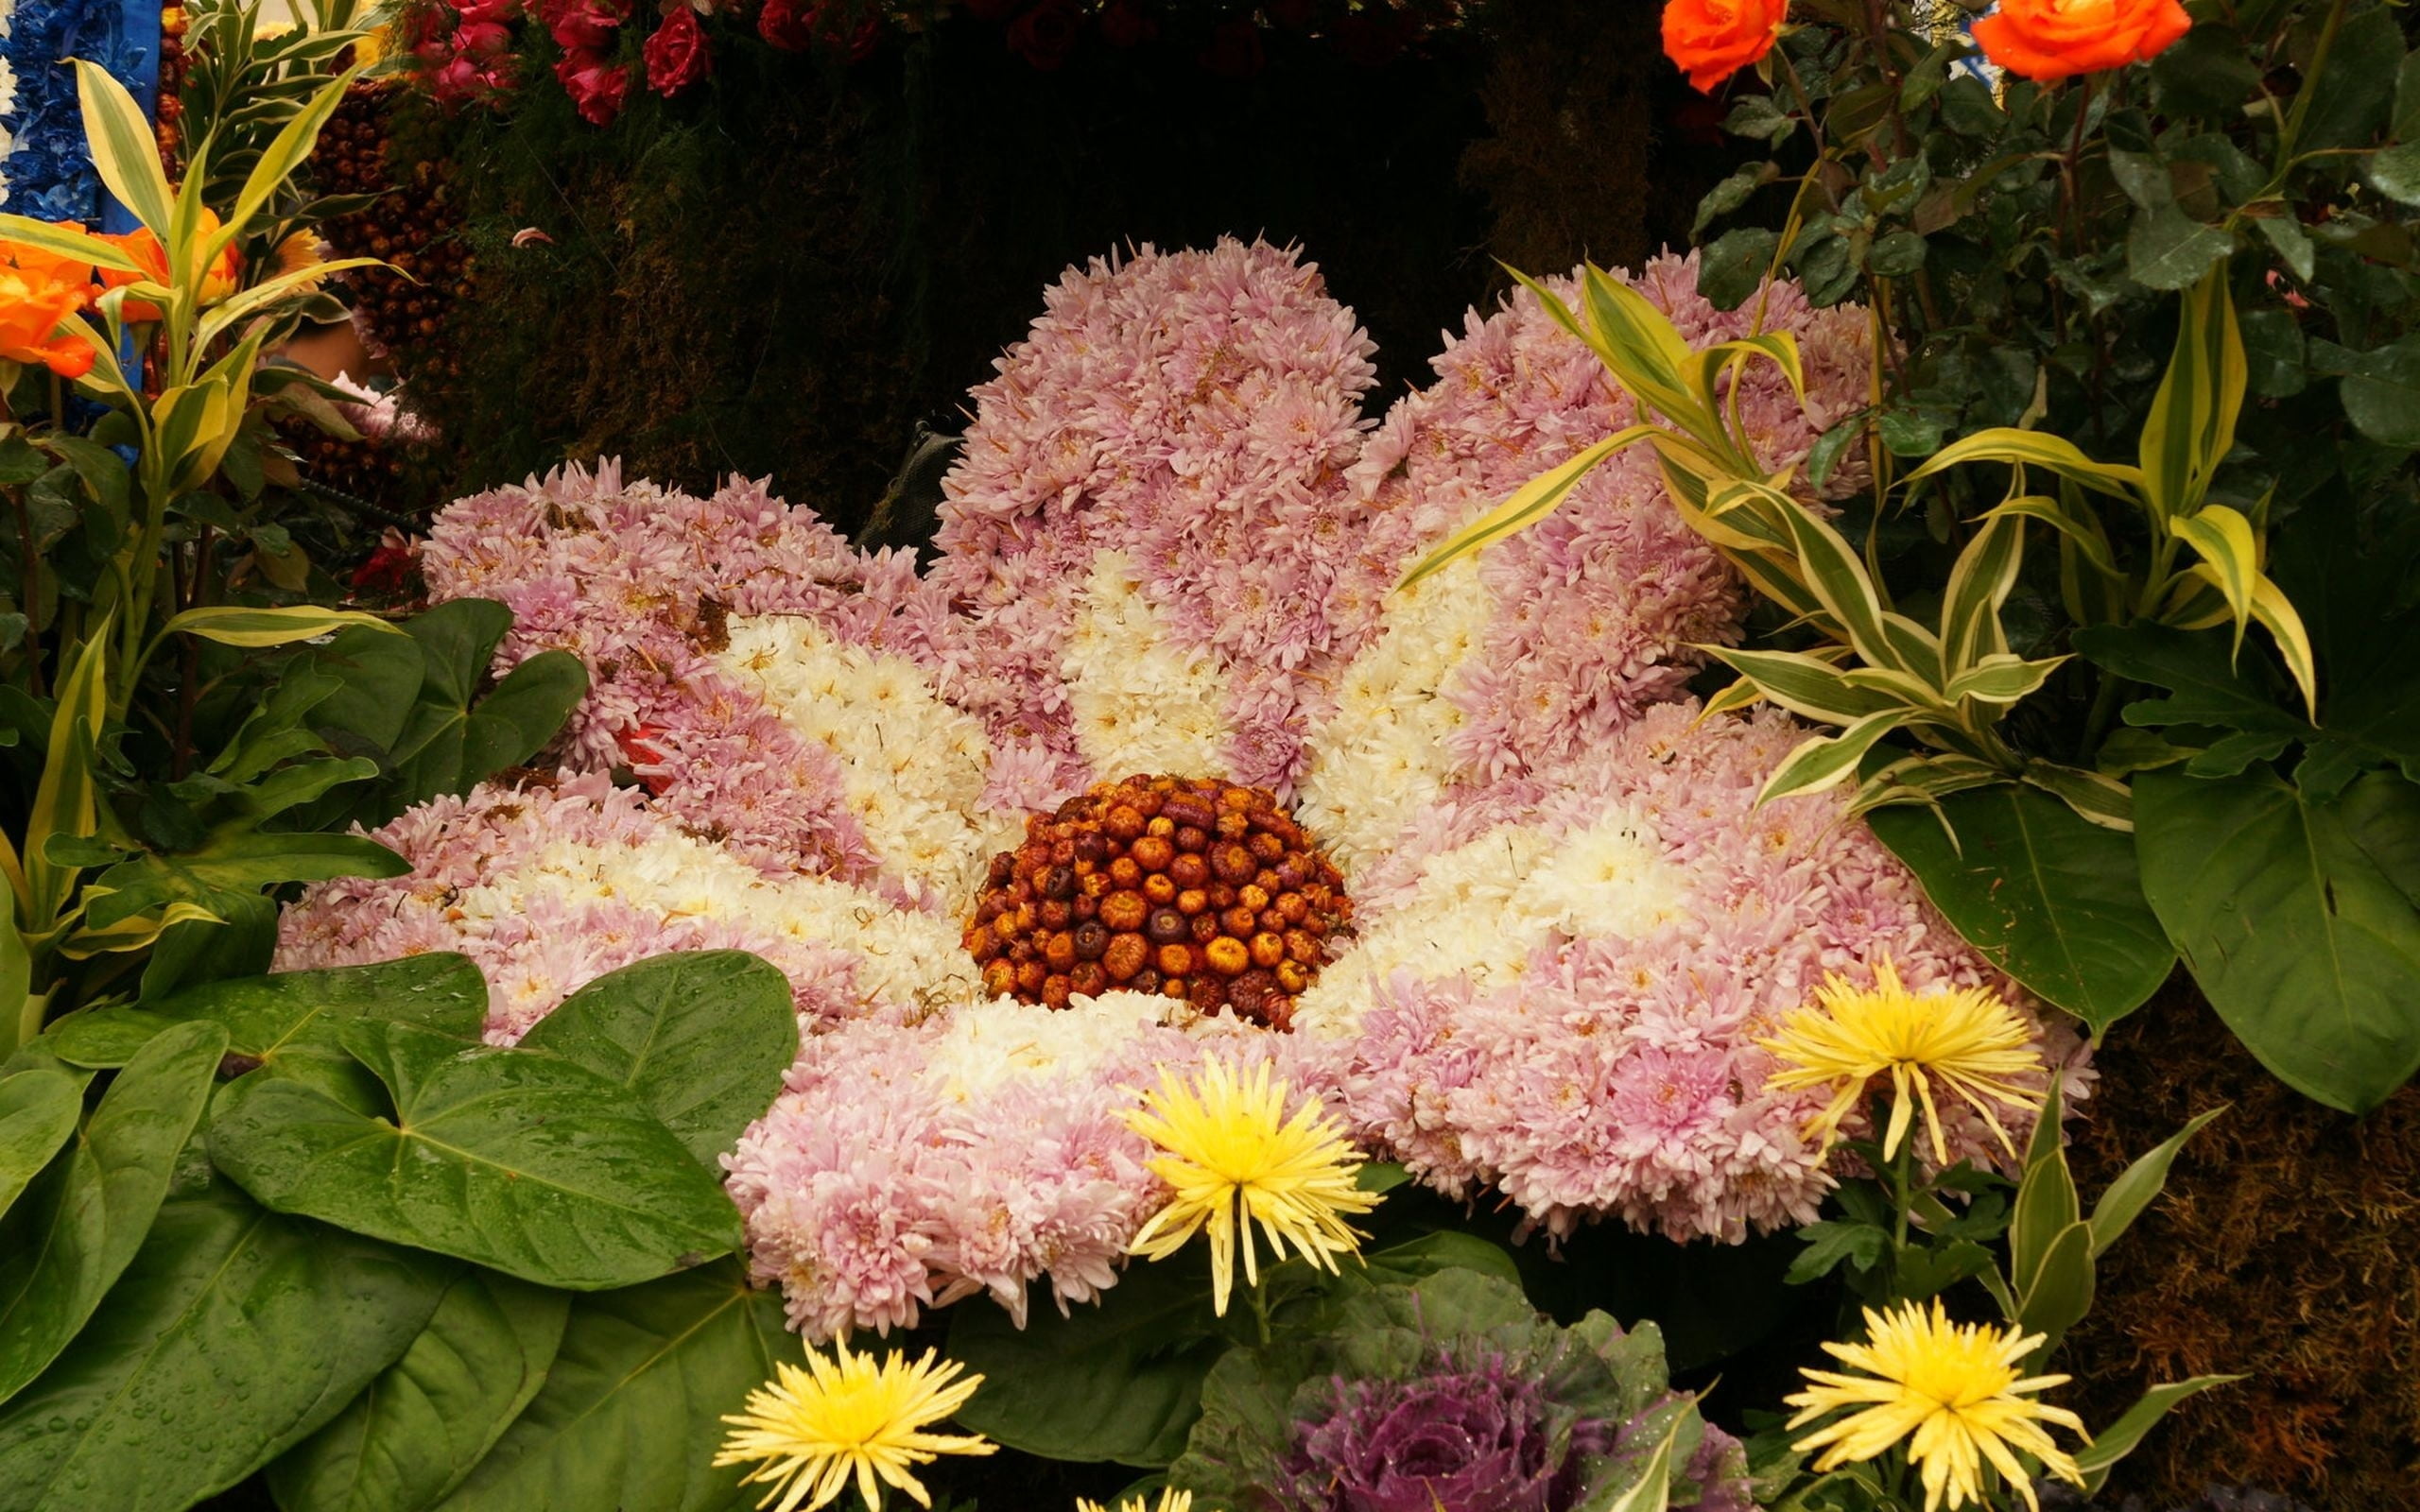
1075, 1491, 1193, 1512
1118, 1056, 1379, 1316
1787, 1299, 2088, 1512
713, 1341, 996, 1512
1758, 958, 2044, 1163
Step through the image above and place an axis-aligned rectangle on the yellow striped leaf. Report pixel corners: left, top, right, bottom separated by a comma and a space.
1758, 709, 1910, 803
2247, 575, 2319, 717
1710, 644, 1904, 725
2022, 761, 2135, 832
1944, 652, 2070, 706
26, 624, 112, 931
1399, 430, 1648, 586
2170, 504, 2259, 651
1941, 512, 2026, 674
1906, 429, 2147, 500
71, 61, 173, 236
2137, 269, 2246, 524
161, 605, 401, 648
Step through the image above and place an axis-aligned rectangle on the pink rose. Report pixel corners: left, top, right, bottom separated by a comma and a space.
642, 6, 711, 94
554, 46, 631, 124
539, 0, 628, 49
455, 18, 512, 54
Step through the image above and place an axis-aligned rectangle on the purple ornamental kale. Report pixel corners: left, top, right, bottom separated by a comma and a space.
1281, 1357, 1568, 1512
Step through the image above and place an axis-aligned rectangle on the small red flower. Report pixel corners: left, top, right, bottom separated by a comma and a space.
555, 47, 633, 124
539, 0, 628, 50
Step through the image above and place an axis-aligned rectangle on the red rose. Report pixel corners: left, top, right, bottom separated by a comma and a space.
455, 18, 512, 54
1098, 0, 1154, 47
539, 0, 628, 49
1333, 10, 1409, 65
554, 46, 632, 123
1198, 14, 1262, 77
758, 0, 876, 58
451, 0, 521, 26
1007, 0, 1080, 68
642, 6, 712, 95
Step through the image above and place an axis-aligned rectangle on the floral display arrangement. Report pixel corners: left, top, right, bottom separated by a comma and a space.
0, 0, 2411, 1503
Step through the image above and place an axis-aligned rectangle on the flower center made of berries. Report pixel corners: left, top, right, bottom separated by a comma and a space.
963, 774, 1355, 1030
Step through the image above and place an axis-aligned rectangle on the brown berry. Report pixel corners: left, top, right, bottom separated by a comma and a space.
1157, 942, 1197, 978
1104, 934, 1150, 981
1146, 907, 1189, 945
1203, 936, 1250, 976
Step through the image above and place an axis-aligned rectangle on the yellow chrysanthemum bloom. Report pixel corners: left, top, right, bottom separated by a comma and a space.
714, 1341, 996, 1512
1787, 1299, 2087, 1512
1758, 958, 2043, 1163
1075, 1490, 1193, 1512
1119, 1056, 1379, 1316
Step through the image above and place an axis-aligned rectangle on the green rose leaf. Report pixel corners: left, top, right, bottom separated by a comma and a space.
0, 1178, 447, 1512
209, 1021, 740, 1289
0, 1071, 80, 1223
519, 951, 798, 1167
1695, 227, 1778, 312
2328, 331, 2420, 449
270, 1270, 571, 1512
430, 1261, 792, 1512
2135, 768, 2420, 1111
0, 1020, 226, 1407
2297, 4, 2403, 152
2126, 206, 2234, 291
1870, 782, 2175, 1033
45, 954, 489, 1072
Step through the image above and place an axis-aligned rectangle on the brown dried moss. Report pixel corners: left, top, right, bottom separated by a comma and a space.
2063, 982, 2420, 1510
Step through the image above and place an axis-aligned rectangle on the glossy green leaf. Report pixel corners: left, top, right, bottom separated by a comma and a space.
951, 1246, 1230, 1466
1870, 783, 2174, 1032
209, 1021, 740, 1289
2125, 206, 2234, 292
2332, 331, 2420, 449
2295, 4, 2402, 152
0, 1071, 79, 1222
519, 952, 797, 1167
2135, 768, 2420, 1111
0, 1178, 445, 1512
46, 954, 488, 1071
1706, 646, 1902, 725
0, 1020, 225, 1406
1904, 429, 2144, 500
384, 600, 589, 818
2367, 141, 2420, 206
431, 1262, 791, 1512
2171, 506, 2260, 643
270, 1270, 571, 1512
2072, 623, 2308, 746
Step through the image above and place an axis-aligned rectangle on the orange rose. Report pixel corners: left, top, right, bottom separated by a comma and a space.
0, 264, 97, 380
98, 206, 241, 324
1972, 0, 2190, 80
1661, 0, 1786, 94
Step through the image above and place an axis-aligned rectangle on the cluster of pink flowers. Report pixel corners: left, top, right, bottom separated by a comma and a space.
283, 239, 2073, 1338
932, 238, 1383, 797
728, 1002, 1318, 1338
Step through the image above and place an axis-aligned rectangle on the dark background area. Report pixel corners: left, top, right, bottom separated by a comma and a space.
361, 0, 1733, 546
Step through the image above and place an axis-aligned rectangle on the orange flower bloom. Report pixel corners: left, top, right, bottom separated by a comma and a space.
1661, 0, 1787, 94
0, 248, 97, 379
99, 207, 241, 324
1972, 0, 2190, 80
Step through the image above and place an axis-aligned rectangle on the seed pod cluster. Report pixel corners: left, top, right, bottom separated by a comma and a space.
157, 6, 189, 171
315, 81, 475, 378
963, 773, 1353, 1030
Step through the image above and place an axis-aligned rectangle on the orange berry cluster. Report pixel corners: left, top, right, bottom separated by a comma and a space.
964, 774, 1353, 1030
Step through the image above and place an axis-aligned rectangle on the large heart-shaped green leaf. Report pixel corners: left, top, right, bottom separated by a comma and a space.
45, 954, 489, 1072
387, 600, 588, 818
1870, 782, 2176, 1033
0, 1178, 447, 1512
209, 1021, 740, 1289
0, 1020, 226, 1406
948, 1246, 1233, 1467
269, 1270, 571, 1512
519, 952, 797, 1166
2136, 768, 2420, 1110
0, 1071, 81, 1222
431, 1262, 791, 1512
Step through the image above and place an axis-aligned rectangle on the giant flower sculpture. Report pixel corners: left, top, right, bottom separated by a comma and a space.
280, 239, 2079, 1343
